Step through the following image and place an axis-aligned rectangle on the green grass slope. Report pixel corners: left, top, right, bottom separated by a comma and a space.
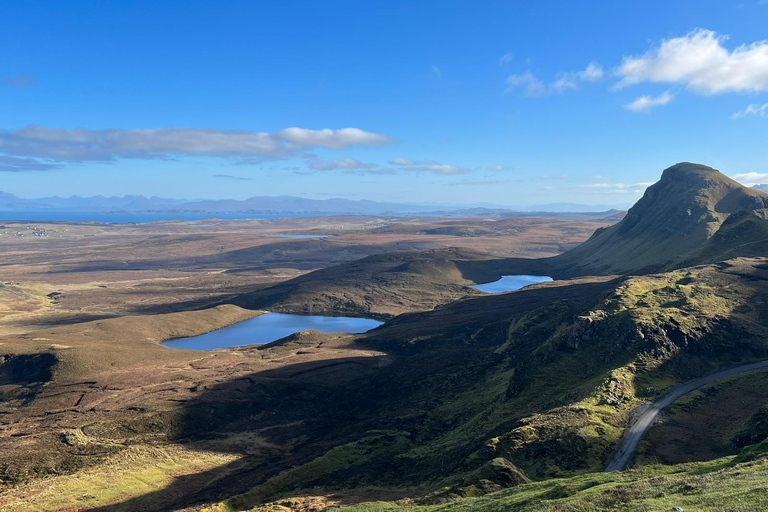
196, 259, 768, 511
340, 448, 768, 512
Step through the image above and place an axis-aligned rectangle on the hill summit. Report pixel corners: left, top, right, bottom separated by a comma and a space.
555, 162, 768, 275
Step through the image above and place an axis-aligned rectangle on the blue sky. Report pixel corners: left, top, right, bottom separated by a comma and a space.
1, 0, 768, 207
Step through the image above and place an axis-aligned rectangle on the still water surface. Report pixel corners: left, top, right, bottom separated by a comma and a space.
471, 275, 553, 293
266, 234, 332, 238
162, 312, 383, 351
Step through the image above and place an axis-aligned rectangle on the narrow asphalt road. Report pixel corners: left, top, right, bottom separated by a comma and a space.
605, 360, 768, 472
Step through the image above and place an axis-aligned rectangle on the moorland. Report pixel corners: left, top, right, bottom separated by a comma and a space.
2, 163, 768, 512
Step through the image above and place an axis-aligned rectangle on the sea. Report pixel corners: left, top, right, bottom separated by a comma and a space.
0, 210, 311, 224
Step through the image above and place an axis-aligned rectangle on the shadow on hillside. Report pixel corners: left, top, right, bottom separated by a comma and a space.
82, 350, 393, 511
80, 279, 626, 511
82, 268, 768, 509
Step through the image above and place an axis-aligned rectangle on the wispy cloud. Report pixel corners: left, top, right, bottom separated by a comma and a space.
615, 29, 768, 95
499, 52, 514, 66
624, 91, 675, 112
214, 174, 252, 181
506, 71, 546, 96
430, 65, 442, 79
309, 157, 376, 171
0, 126, 394, 167
731, 103, 768, 119
508, 61, 604, 96
389, 157, 422, 166
448, 179, 511, 186
389, 157, 469, 175
551, 61, 604, 92
343, 168, 398, 175
538, 174, 571, 182
487, 165, 514, 172
0, 155, 61, 172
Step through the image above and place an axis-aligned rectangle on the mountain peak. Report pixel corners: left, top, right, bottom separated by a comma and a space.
660, 162, 720, 181
555, 163, 768, 275
658, 162, 746, 190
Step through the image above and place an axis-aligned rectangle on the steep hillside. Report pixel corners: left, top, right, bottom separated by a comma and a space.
675, 208, 768, 268
554, 163, 768, 276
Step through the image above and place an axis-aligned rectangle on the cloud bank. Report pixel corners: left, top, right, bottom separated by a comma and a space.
0, 126, 394, 163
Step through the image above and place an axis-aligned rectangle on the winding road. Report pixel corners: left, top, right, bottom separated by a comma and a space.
605, 360, 768, 472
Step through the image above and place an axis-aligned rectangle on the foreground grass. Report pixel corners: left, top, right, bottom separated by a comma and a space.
340, 455, 768, 512
0, 444, 238, 512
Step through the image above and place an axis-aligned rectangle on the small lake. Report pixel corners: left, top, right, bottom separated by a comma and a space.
471, 275, 553, 294
162, 312, 383, 351
266, 234, 332, 239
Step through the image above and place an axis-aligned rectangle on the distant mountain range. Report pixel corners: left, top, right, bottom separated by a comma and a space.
0, 191, 626, 216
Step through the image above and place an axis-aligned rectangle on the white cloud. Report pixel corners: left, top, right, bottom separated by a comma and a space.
733, 172, 768, 184
390, 157, 421, 166
0, 125, 394, 162
499, 52, 514, 66
731, 103, 768, 119
624, 91, 675, 112
275, 127, 393, 149
616, 29, 768, 95
506, 71, 546, 96
579, 61, 605, 82
309, 158, 376, 171
417, 164, 469, 175
343, 168, 397, 175
387, 158, 469, 175
487, 165, 514, 172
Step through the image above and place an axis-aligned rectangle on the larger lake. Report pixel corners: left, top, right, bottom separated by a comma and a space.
471, 275, 553, 293
162, 312, 384, 351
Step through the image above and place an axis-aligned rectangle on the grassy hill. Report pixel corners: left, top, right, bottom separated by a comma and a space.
236, 248, 554, 319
